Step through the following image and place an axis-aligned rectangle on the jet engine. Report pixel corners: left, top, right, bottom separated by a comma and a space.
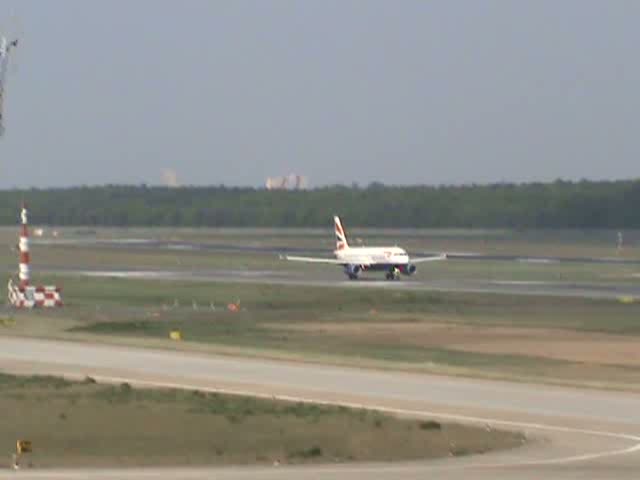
344, 264, 361, 279
402, 264, 417, 275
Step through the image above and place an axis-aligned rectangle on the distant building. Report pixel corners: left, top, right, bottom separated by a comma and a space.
161, 169, 180, 188
265, 173, 308, 190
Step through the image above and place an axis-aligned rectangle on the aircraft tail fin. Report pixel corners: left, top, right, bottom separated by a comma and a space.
334, 216, 349, 251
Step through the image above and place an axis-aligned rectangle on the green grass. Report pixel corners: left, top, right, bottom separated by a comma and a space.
0, 373, 524, 467
44, 274, 640, 334
71, 316, 567, 367
69, 314, 640, 388
0, 225, 636, 257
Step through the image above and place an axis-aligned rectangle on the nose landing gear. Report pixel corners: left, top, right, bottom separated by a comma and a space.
385, 267, 400, 281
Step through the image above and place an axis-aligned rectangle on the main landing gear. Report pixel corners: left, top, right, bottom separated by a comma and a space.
385, 267, 400, 281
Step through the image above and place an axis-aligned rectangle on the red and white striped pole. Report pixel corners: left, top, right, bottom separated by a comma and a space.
18, 203, 30, 287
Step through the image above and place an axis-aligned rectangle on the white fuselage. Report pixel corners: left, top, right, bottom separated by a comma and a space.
335, 246, 410, 269
283, 215, 445, 279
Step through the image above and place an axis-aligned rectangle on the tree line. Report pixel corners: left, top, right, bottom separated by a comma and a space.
0, 180, 638, 228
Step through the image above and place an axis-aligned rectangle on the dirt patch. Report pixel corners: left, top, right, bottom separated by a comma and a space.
273, 322, 640, 367
448, 330, 640, 367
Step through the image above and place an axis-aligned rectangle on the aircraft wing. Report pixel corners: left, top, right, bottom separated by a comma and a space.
281, 255, 345, 265
409, 253, 447, 263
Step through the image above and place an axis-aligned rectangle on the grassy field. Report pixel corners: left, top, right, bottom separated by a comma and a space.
0, 373, 524, 468
0, 225, 637, 259
0, 224, 639, 286
4, 275, 640, 390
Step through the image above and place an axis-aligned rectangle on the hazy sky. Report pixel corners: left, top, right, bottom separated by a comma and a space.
0, 0, 639, 188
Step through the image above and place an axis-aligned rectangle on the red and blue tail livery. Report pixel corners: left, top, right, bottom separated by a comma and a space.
334, 215, 349, 251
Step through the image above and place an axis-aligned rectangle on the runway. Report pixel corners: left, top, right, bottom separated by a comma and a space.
22, 234, 640, 300
51, 266, 640, 299
1, 337, 640, 479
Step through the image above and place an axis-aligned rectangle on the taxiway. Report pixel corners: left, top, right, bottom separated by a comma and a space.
0, 337, 639, 479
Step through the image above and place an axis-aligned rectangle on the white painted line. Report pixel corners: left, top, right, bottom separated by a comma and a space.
78, 271, 172, 279
516, 258, 558, 264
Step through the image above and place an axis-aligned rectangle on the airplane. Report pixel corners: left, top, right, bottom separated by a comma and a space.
283, 216, 446, 280
0, 35, 18, 136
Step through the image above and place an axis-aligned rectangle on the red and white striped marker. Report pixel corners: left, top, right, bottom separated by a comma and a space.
18, 203, 30, 287
8, 203, 63, 309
